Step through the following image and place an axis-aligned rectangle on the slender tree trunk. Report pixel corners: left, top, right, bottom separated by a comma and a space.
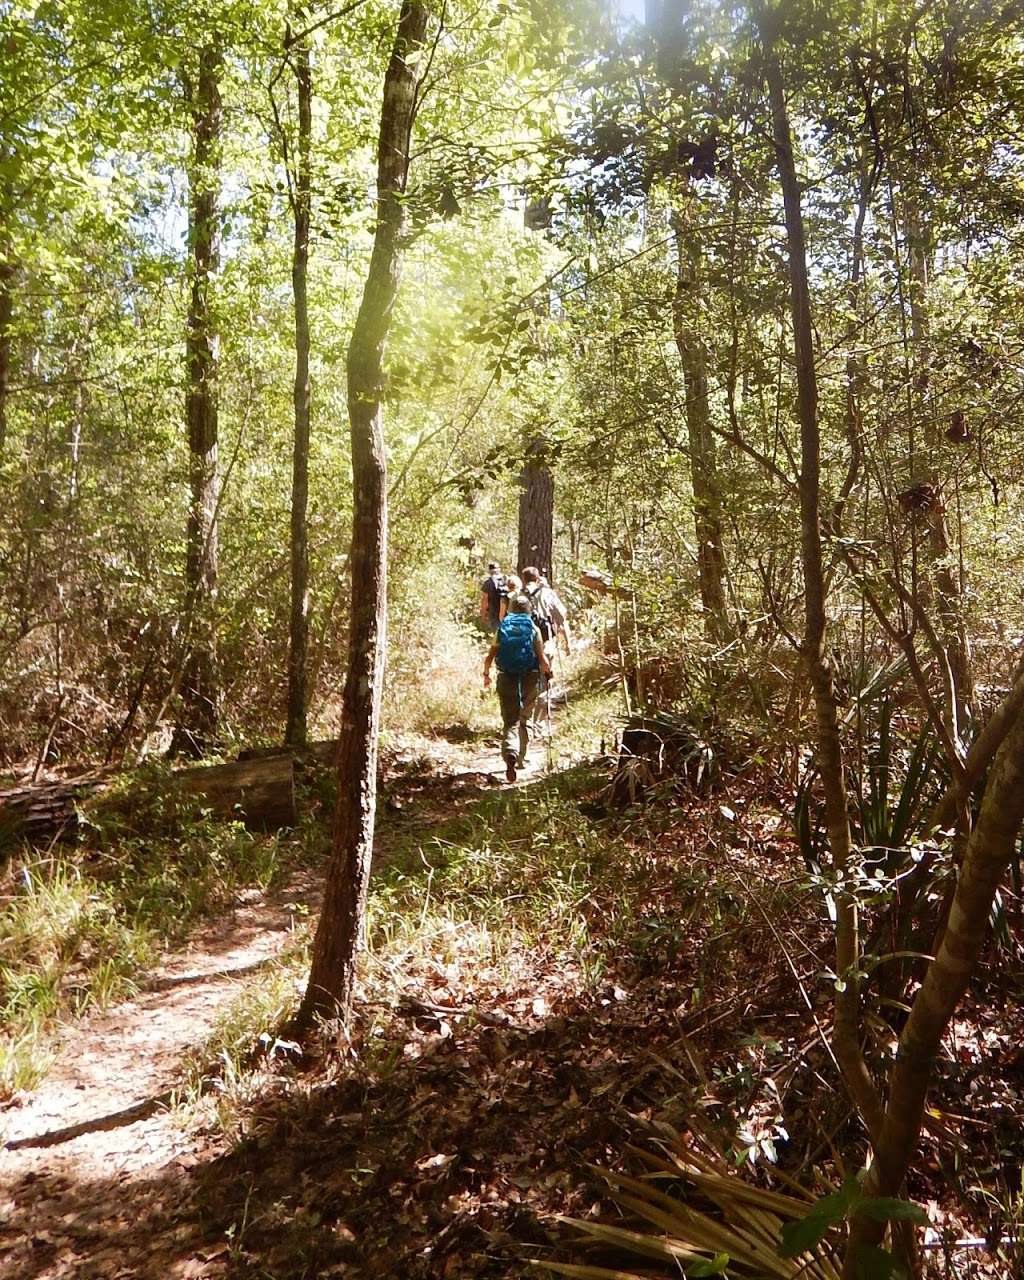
285, 32, 313, 749
0, 250, 13, 456
831, 124, 878, 536
517, 437, 554, 577
670, 216, 730, 643
0, 151, 14, 456
904, 203, 973, 734
297, 0, 429, 1028
173, 44, 222, 758
764, 44, 884, 1142
844, 701, 1024, 1275
905, 206, 972, 728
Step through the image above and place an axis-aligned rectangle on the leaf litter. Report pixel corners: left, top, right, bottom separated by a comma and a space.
0, 733, 1022, 1278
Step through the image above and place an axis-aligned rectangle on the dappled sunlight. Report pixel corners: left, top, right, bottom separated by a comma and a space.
4, 0, 1024, 1272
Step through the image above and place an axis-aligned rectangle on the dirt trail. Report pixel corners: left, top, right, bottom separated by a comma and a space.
0, 871, 319, 1279
0, 728, 536, 1278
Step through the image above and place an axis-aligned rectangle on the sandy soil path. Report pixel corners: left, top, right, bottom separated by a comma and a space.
0, 727, 543, 1278
0, 874, 316, 1279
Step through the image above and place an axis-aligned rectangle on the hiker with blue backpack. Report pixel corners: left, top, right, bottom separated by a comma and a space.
482, 593, 553, 782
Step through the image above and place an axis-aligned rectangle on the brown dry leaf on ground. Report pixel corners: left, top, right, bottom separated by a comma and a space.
1, 737, 1022, 1280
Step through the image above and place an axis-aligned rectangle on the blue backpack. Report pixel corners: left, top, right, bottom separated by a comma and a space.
496, 612, 537, 674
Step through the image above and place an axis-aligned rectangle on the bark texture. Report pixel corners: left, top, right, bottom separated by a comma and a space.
0, 142, 14, 455
0, 239, 12, 455
174, 44, 222, 757
297, 0, 429, 1027
671, 218, 730, 642
286, 32, 313, 749
517, 438, 554, 577
844, 702, 1024, 1275
765, 46, 884, 1142
905, 204, 973, 733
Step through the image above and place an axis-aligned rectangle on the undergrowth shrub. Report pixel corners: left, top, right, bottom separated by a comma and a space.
383, 620, 492, 740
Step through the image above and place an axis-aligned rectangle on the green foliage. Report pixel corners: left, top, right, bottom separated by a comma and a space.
779, 1174, 927, 1270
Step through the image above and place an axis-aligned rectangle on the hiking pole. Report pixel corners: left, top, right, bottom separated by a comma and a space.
544, 669, 554, 772
554, 642, 568, 709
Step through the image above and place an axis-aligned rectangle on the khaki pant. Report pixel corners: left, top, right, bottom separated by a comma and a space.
496, 670, 541, 765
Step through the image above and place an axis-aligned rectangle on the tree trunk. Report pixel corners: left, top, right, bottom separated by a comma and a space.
670, 217, 730, 643
764, 44, 884, 1142
0, 146, 14, 455
173, 44, 222, 758
285, 31, 313, 749
0, 245, 12, 456
844, 702, 1024, 1275
904, 203, 973, 734
517, 437, 554, 577
297, 0, 430, 1028
0, 750, 333, 846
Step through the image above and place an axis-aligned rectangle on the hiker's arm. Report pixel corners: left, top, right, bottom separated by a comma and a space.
482, 642, 498, 687
534, 633, 552, 676
548, 590, 571, 651
479, 590, 489, 619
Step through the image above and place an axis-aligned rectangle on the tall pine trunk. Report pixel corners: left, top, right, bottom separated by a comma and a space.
517, 438, 554, 577
285, 31, 313, 749
764, 41, 884, 1143
174, 44, 222, 757
671, 217, 730, 643
297, 0, 429, 1027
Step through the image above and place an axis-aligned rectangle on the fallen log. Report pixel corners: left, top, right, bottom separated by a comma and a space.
0, 747, 341, 849
172, 755, 297, 830
0, 778, 101, 849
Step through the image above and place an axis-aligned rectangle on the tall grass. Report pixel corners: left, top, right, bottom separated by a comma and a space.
384, 621, 493, 741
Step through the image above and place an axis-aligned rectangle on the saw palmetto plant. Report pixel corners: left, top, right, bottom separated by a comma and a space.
540, 1123, 843, 1280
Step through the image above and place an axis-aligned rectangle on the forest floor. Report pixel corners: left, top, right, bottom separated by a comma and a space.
2, 673, 1023, 1279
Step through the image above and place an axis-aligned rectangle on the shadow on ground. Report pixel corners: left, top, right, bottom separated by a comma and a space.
1, 1151, 218, 1279
2, 745, 833, 1280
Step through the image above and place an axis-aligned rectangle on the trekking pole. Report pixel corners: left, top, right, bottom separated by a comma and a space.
555, 642, 568, 709
544, 670, 554, 772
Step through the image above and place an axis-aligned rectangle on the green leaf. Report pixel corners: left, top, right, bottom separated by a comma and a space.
855, 1243, 907, 1280
778, 1175, 861, 1257
857, 1197, 928, 1224
778, 1212, 833, 1257
687, 1253, 729, 1277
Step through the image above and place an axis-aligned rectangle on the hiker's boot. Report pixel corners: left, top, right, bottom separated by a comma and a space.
505, 758, 517, 783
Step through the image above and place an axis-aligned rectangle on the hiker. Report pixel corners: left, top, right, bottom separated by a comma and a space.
479, 561, 506, 632
498, 573, 522, 622
521, 566, 571, 656
482, 593, 552, 782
